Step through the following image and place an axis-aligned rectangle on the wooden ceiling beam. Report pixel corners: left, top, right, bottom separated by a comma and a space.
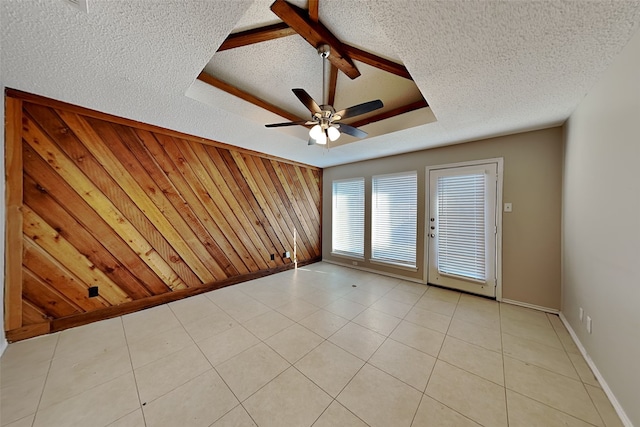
308, 0, 319, 22
217, 22, 297, 52
343, 44, 413, 80
197, 72, 307, 124
327, 64, 338, 106
270, 0, 361, 79
347, 98, 429, 128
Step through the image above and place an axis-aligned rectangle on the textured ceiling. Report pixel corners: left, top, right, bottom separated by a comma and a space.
2, 0, 640, 167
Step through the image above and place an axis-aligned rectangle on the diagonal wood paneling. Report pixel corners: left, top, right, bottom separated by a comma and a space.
4, 90, 322, 341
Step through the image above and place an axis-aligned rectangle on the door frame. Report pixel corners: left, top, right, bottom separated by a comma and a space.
423, 158, 504, 301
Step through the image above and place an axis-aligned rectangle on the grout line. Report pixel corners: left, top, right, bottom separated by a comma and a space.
121, 315, 148, 427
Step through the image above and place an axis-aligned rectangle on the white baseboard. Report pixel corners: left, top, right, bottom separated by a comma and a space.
559, 312, 634, 427
501, 298, 559, 314
322, 259, 424, 284
0, 339, 7, 358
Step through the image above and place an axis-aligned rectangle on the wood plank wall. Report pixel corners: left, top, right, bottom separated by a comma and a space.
4, 89, 322, 341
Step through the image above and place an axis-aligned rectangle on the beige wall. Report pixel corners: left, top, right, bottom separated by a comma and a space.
563, 28, 640, 426
323, 127, 563, 310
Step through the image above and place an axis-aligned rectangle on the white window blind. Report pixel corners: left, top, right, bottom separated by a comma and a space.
372, 172, 417, 267
436, 173, 486, 281
332, 178, 364, 257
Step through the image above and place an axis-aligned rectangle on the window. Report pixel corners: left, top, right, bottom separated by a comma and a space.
371, 171, 417, 267
436, 172, 486, 281
332, 178, 364, 257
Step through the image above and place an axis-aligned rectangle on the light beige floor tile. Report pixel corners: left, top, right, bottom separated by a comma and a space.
447, 318, 502, 352
243, 310, 294, 340
295, 341, 365, 397
369, 338, 436, 391
197, 324, 259, 367
143, 370, 238, 427
438, 336, 504, 385
300, 289, 341, 307
454, 304, 500, 329
384, 288, 422, 305
342, 289, 382, 306
298, 309, 349, 338
370, 297, 413, 318
503, 332, 578, 379
182, 309, 238, 343
40, 344, 132, 409
0, 375, 47, 425
328, 322, 385, 360
458, 294, 499, 312
312, 401, 368, 427
0, 333, 58, 370
169, 294, 221, 325
352, 307, 402, 336
324, 299, 367, 320
568, 351, 600, 387
425, 360, 507, 427
216, 342, 289, 401
414, 296, 457, 317
3, 414, 35, 427
134, 344, 211, 404
0, 355, 51, 390
504, 356, 602, 426
248, 289, 295, 308
107, 409, 145, 427
501, 317, 563, 349
266, 324, 324, 363
585, 384, 624, 427
123, 304, 181, 343
206, 287, 250, 307
210, 405, 257, 427
423, 286, 461, 303
394, 281, 428, 296
244, 367, 332, 427
33, 373, 139, 427
55, 317, 126, 364
507, 390, 595, 427
275, 298, 321, 321
404, 306, 452, 334
221, 298, 272, 323
547, 314, 581, 354
338, 364, 422, 427
390, 321, 445, 357
128, 325, 193, 369
501, 303, 552, 328
412, 395, 481, 427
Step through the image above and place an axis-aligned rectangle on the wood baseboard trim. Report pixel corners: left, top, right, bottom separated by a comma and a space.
5, 323, 51, 342
559, 313, 634, 427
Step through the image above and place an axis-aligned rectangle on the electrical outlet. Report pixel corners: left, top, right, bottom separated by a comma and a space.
270, 254, 275, 261
504, 203, 513, 212
586, 316, 592, 334
579, 307, 584, 321
283, 251, 290, 258
88, 286, 99, 298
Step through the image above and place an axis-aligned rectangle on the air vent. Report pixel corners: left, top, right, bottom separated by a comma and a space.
64, 0, 88, 13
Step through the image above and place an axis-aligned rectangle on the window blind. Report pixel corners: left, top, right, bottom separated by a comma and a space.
372, 172, 417, 267
436, 173, 486, 281
332, 178, 364, 257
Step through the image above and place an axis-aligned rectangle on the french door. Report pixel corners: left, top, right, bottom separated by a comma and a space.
427, 162, 499, 298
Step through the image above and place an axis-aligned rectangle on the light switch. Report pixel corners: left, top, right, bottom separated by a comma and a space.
504, 203, 513, 213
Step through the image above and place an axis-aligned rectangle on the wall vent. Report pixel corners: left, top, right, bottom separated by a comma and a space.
64, 0, 88, 13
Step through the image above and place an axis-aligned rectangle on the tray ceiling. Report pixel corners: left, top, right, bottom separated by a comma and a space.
2, 0, 640, 167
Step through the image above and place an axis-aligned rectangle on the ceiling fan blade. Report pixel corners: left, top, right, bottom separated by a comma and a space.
338, 123, 368, 138
265, 120, 313, 128
335, 99, 383, 120
292, 88, 321, 114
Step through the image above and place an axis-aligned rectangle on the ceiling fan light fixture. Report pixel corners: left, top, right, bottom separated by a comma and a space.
309, 124, 323, 140
327, 125, 340, 141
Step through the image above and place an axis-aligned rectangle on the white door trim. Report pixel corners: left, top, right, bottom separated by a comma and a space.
424, 158, 504, 301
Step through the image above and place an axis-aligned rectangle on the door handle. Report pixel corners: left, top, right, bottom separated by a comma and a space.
430, 233, 435, 238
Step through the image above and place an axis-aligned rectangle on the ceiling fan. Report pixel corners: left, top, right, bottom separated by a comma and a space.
265, 44, 384, 146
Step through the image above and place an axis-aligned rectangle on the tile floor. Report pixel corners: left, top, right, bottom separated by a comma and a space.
0, 262, 624, 427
